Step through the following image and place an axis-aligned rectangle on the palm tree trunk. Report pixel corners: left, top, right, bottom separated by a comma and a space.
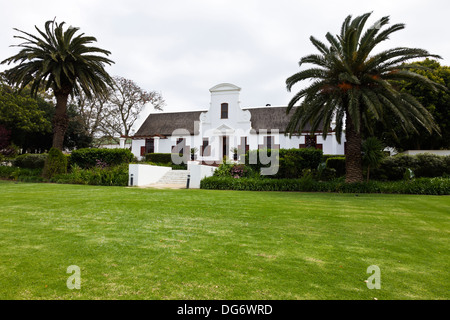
52, 90, 70, 150
345, 116, 364, 183
366, 165, 371, 183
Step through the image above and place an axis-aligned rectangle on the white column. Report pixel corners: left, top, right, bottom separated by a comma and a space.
119, 137, 126, 148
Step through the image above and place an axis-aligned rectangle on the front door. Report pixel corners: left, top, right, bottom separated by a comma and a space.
222, 136, 228, 160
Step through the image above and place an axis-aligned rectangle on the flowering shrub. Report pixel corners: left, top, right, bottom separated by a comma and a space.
230, 164, 247, 178
95, 159, 108, 169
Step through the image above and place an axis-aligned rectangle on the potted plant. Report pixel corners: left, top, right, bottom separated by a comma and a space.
230, 147, 238, 161
190, 147, 198, 160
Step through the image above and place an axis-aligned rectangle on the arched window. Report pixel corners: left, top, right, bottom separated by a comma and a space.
221, 103, 228, 119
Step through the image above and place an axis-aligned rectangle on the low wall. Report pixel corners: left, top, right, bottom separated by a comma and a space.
128, 164, 172, 187
188, 161, 218, 189
402, 150, 450, 156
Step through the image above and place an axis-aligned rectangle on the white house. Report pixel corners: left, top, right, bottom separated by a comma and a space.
130, 83, 345, 162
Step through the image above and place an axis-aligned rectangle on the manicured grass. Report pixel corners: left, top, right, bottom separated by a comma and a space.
0, 180, 448, 300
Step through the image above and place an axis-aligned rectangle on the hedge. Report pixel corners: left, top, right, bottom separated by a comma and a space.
326, 157, 346, 177
245, 148, 323, 179
371, 154, 450, 181
70, 148, 134, 169
145, 153, 176, 164
200, 176, 450, 195
13, 153, 47, 169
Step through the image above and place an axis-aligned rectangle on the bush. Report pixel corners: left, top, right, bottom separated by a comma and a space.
52, 163, 129, 186
0, 166, 43, 182
414, 154, 447, 177
145, 153, 173, 163
371, 153, 450, 181
326, 157, 346, 177
213, 162, 249, 178
13, 153, 47, 169
200, 176, 450, 195
319, 167, 337, 181
245, 148, 323, 179
71, 148, 134, 169
43, 148, 67, 179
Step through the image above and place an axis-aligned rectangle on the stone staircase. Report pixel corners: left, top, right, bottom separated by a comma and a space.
153, 170, 190, 187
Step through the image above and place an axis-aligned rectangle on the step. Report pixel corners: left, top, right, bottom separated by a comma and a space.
155, 170, 190, 185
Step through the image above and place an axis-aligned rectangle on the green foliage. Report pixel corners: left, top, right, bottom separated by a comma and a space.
371, 153, 450, 180
52, 164, 129, 186
245, 148, 323, 179
13, 153, 47, 169
414, 154, 446, 177
1, 20, 114, 100
285, 13, 445, 182
0, 166, 44, 182
145, 153, 174, 164
200, 176, 450, 195
213, 162, 234, 177
0, 84, 51, 133
377, 59, 450, 150
42, 148, 67, 178
326, 157, 346, 177
70, 148, 134, 169
213, 163, 249, 178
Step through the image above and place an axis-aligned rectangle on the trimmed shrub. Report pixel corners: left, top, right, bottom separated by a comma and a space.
200, 176, 450, 195
371, 154, 450, 181
245, 148, 323, 179
326, 157, 346, 177
145, 153, 173, 164
414, 154, 446, 177
13, 153, 47, 169
71, 148, 134, 169
43, 148, 67, 179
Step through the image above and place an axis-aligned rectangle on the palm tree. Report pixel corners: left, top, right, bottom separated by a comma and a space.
362, 137, 385, 182
1, 19, 114, 150
285, 12, 445, 183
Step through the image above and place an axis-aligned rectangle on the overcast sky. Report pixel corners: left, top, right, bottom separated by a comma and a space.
1, 0, 449, 116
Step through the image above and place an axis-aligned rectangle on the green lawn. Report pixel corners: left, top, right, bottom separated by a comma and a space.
0, 180, 448, 300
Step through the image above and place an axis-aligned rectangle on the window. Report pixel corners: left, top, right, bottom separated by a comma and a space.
201, 138, 210, 156
145, 138, 155, 154
221, 103, 228, 119
222, 136, 229, 159
266, 136, 273, 150
239, 137, 249, 154
300, 135, 323, 150
172, 138, 185, 155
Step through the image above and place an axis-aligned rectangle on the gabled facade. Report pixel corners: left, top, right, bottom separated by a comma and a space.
131, 83, 345, 161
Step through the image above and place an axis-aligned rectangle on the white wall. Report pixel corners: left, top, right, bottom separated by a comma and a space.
188, 161, 218, 189
402, 150, 450, 156
130, 83, 346, 160
132, 139, 145, 160
128, 164, 172, 186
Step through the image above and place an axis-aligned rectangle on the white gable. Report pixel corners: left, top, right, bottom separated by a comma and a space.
209, 83, 241, 93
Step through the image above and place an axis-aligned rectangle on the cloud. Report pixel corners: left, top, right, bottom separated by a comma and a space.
1, 0, 449, 112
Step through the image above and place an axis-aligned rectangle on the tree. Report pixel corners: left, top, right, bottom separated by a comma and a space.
101, 76, 164, 138
1, 19, 114, 150
373, 59, 450, 150
285, 12, 446, 183
0, 79, 52, 152
69, 90, 108, 143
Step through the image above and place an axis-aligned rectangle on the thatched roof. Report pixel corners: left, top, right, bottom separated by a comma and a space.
134, 111, 203, 137
133, 106, 321, 138
243, 106, 309, 133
